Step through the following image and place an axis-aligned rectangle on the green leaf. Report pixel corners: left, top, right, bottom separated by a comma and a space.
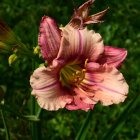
75, 110, 93, 140
0, 109, 10, 140
101, 93, 140, 140
30, 96, 42, 140
23, 115, 40, 121
0, 104, 40, 122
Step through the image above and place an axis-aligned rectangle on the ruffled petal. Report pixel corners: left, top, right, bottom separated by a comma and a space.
38, 16, 61, 62
30, 66, 72, 110
97, 46, 127, 67
56, 26, 104, 64
80, 63, 129, 106
66, 88, 94, 111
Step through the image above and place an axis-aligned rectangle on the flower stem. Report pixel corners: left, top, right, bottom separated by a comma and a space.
31, 96, 42, 140
75, 110, 93, 140
0, 109, 10, 140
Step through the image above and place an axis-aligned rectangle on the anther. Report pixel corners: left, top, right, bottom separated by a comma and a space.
84, 59, 88, 67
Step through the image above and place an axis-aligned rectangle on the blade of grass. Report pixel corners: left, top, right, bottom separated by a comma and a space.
101, 93, 139, 140
0, 104, 39, 121
30, 39, 42, 139
0, 109, 10, 140
36, 106, 42, 118
75, 110, 93, 140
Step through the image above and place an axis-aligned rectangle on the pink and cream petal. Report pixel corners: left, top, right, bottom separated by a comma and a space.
66, 95, 94, 111
73, 88, 97, 104
66, 87, 95, 111
97, 46, 127, 67
36, 93, 72, 111
38, 16, 61, 62
81, 63, 129, 105
30, 66, 72, 110
56, 26, 104, 63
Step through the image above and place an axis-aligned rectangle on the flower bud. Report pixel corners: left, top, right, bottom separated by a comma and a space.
8, 54, 17, 66
33, 46, 40, 55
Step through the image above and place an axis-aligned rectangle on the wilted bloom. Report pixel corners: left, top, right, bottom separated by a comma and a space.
30, 0, 128, 111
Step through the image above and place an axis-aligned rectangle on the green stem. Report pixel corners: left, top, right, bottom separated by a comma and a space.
31, 96, 41, 140
0, 109, 10, 140
75, 110, 93, 140
36, 107, 42, 118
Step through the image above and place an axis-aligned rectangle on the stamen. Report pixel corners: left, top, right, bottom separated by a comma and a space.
60, 59, 88, 87
84, 59, 88, 67
71, 69, 86, 85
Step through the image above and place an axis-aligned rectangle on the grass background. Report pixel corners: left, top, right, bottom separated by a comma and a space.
0, 0, 140, 139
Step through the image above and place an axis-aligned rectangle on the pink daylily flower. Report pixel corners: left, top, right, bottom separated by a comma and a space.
30, 0, 128, 111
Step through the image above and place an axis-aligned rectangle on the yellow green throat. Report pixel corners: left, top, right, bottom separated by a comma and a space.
60, 60, 88, 87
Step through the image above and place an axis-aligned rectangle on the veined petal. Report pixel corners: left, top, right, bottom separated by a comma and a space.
74, 87, 96, 103
38, 16, 61, 62
97, 46, 127, 67
30, 66, 72, 110
56, 26, 104, 63
66, 84, 96, 111
66, 91, 94, 111
81, 63, 129, 106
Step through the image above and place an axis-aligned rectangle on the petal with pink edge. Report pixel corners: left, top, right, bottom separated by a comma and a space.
97, 46, 127, 67
38, 16, 61, 62
56, 26, 104, 63
30, 66, 72, 110
66, 86, 95, 111
73, 87, 97, 105
81, 63, 129, 106
66, 93, 94, 111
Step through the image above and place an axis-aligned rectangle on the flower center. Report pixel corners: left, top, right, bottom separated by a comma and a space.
60, 60, 88, 88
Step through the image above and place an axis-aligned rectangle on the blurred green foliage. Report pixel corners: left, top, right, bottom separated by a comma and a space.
0, 0, 140, 140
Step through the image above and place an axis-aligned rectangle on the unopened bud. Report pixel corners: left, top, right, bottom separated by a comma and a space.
33, 46, 40, 55
8, 54, 17, 66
